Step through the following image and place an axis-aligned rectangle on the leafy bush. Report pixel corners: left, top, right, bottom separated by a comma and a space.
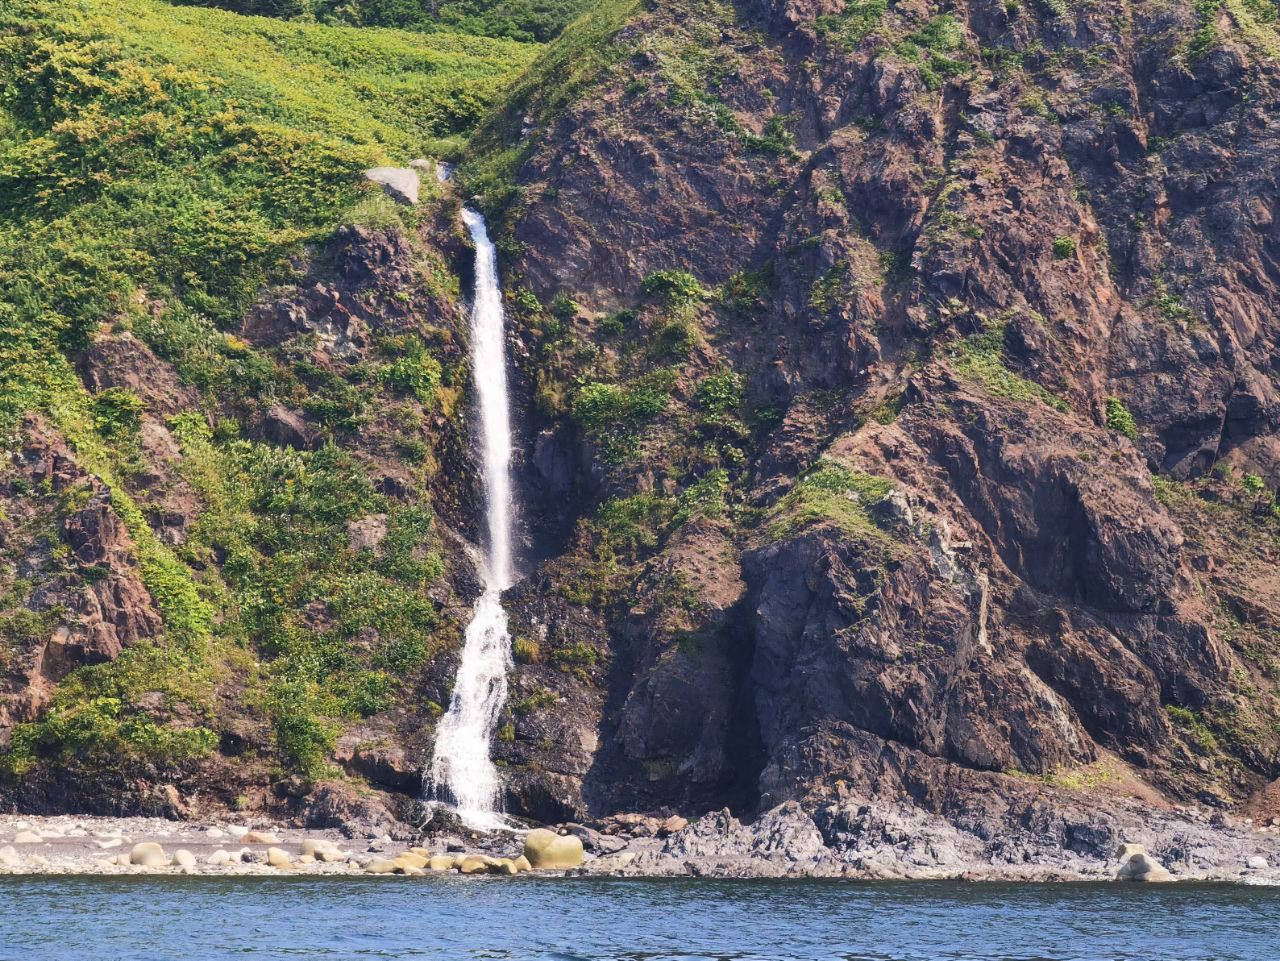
676, 469, 729, 522
89, 389, 144, 450
717, 263, 772, 313
641, 270, 706, 306
743, 115, 796, 156
4, 696, 217, 776
0, 0, 533, 433
1105, 396, 1139, 440
1052, 236, 1078, 259
814, 0, 888, 50
379, 340, 443, 405
268, 680, 340, 778
572, 379, 670, 431
176, 0, 597, 42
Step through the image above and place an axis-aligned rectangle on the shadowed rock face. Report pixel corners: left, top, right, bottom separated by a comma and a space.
481, 0, 1280, 829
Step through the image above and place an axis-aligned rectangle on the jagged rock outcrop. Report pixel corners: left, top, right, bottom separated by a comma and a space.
479, 0, 1280, 840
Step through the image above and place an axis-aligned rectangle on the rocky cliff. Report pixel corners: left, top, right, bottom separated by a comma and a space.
3, 0, 1280, 864
469, 0, 1280, 839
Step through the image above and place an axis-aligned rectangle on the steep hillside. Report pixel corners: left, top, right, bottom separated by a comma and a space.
0, 0, 534, 821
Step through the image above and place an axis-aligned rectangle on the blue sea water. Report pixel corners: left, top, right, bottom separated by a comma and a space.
2, 875, 1277, 961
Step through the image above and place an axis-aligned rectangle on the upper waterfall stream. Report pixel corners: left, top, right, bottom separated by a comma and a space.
426, 207, 516, 830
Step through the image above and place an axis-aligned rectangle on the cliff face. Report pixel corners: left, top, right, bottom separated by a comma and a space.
476, 0, 1280, 828
3, 0, 1280, 844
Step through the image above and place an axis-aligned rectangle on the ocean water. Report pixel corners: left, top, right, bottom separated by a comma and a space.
2, 875, 1277, 961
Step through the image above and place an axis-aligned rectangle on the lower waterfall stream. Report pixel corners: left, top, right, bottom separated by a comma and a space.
426, 206, 516, 830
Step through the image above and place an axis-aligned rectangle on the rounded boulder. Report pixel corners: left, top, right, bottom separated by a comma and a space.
129, 842, 168, 868
522, 829, 584, 870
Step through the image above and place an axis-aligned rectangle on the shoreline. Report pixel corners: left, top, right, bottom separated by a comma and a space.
2, 806, 1279, 884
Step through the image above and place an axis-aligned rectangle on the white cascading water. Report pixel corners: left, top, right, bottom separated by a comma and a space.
426, 207, 516, 830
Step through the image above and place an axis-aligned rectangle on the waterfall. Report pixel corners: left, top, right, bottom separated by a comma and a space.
426, 207, 516, 830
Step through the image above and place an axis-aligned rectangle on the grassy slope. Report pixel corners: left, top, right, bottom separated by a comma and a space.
0, 0, 536, 785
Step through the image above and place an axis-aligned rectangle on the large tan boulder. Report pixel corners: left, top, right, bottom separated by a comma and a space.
242, 832, 279, 845
172, 850, 197, 868
13, 832, 41, 845
366, 858, 400, 874
394, 852, 428, 870
267, 847, 295, 868
523, 829, 584, 870
301, 839, 339, 858
129, 842, 168, 868
1115, 843, 1174, 882
457, 856, 492, 874
427, 854, 455, 871
513, 855, 532, 872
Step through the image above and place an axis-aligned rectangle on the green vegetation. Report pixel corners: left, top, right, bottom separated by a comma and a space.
175, 0, 595, 42
571, 370, 676, 462
0, 0, 524, 781
1166, 704, 1219, 751
948, 324, 1070, 413
1105, 396, 1139, 440
4, 696, 217, 778
0, 0, 533, 433
767, 461, 895, 540
1189, 0, 1224, 58
378, 337, 444, 405
718, 263, 773, 314
1148, 279, 1195, 326
512, 637, 542, 663
1052, 236, 1078, 259
642, 270, 707, 306
894, 15, 972, 90
814, 0, 888, 50
461, 0, 641, 210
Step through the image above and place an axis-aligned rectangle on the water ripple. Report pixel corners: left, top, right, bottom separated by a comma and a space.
2, 876, 1278, 961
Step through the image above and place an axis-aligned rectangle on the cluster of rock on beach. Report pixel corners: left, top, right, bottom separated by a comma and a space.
2, 801, 1279, 883
0, 815, 584, 878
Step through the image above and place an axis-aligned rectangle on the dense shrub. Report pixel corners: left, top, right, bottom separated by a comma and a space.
1105, 396, 1139, 440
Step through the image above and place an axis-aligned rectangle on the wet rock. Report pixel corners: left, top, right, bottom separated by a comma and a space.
172, 850, 196, 868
